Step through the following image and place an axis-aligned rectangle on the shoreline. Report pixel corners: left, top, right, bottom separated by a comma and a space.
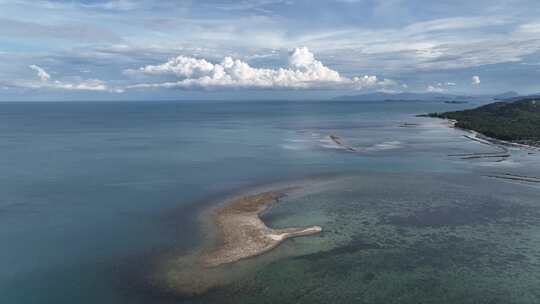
421, 116, 537, 161
420, 115, 540, 151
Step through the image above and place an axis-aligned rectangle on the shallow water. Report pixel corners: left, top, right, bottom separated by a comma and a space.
196, 173, 540, 304
0, 100, 539, 303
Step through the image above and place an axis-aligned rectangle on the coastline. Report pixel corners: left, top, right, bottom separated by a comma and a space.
424, 116, 539, 154
463, 128, 539, 151
418, 101, 540, 150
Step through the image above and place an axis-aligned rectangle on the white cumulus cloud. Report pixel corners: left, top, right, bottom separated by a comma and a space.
126, 47, 390, 90
471, 75, 481, 86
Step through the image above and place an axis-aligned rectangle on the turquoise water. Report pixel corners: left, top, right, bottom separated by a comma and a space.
1, 100, 539, 303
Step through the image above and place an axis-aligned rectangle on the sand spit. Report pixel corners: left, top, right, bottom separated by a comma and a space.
157, 182, 331, 296
200, 190, 322, 267
399, 122, 420, 128
329, 134, 357, 152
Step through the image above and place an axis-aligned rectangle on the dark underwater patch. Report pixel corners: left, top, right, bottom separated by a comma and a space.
383, 199, 537, 228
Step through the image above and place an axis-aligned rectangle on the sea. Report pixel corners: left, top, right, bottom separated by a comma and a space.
1, 100, 539, 304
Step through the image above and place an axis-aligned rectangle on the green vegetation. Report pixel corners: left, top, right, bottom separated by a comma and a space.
424, 98, 540, 146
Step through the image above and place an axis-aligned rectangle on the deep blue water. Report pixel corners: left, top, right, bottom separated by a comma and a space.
1, 100, 538, 304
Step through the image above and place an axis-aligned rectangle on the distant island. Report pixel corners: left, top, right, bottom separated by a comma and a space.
422, 98, 540, 147
332, 91, 520, 102
334, 92, 478, 102
443, 100, 469, 104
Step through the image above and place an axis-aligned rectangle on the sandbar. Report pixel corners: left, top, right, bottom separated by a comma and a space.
200, 190, 322, 267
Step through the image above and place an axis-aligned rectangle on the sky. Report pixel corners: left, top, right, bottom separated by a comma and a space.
1, 0, 540, 101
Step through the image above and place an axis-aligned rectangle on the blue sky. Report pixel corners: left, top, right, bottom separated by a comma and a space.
1, 0, 540, 100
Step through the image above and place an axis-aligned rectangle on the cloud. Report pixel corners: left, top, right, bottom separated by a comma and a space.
426, 81, 458, 92
471, 75, 481, 85
211, 0, 289, 12
6, 0, 143, 11
295, 16, 540, 73
0, 18, 122, 43
80, 0, 138, 11
126, 47, 389, 90
29, 65, 51, 82
25, 65, 113, 92
405, 16, 509, 33
3, 1, 539, 98
50, 79, 108, 91
427, 85, 446, 93
517, 22, 540, 33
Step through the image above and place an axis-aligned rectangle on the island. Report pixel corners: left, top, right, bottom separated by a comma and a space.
422, 98, 540, 147
200, 189, 322, 267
